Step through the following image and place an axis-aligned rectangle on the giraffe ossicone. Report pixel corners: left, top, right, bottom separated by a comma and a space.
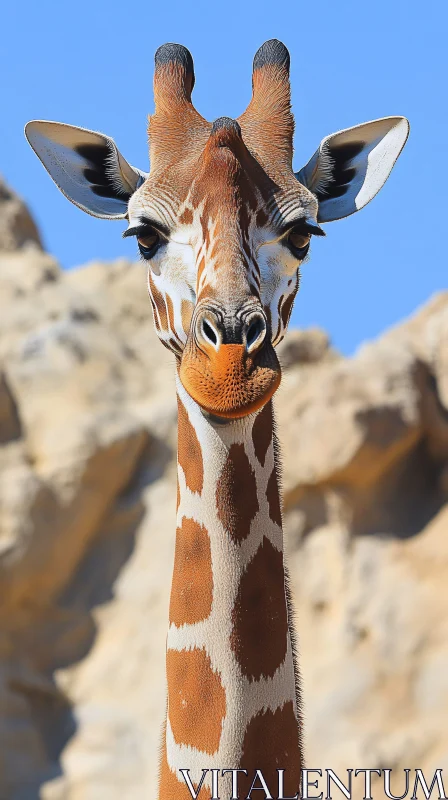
25, 38, 409, 798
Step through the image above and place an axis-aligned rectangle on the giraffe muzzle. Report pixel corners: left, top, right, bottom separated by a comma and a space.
179, 301, 281, 419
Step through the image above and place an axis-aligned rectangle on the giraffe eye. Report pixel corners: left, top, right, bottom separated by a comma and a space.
287, 230, 311, 259
137, 231, 161, 260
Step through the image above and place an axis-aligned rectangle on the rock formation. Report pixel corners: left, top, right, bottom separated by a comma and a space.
0, 180, 447, 799
0, 177, 42, 253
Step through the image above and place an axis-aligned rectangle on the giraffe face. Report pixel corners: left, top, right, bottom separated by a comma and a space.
126, 115, 320, 418
25, 41, 409, 419
127, 125, 319, 353
123, 42, 325, 419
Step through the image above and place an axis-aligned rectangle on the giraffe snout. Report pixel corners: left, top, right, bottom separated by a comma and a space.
179, 301, 280, 419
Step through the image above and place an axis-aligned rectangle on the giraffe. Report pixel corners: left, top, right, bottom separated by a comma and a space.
25, 39, 409, 799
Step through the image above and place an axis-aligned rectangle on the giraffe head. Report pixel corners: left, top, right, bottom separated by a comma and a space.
25, 40, 409, 420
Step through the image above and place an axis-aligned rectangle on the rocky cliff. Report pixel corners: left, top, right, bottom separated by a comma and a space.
0, 177, 447, 799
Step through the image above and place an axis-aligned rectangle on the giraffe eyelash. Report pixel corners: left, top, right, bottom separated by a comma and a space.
123, 223, 169, 240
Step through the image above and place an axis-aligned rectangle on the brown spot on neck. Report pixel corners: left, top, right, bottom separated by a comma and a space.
216, 443, 259, 543
177, 396, 204, 494
166, 647, 226, 755
231, 536, 288, 680
239, 702, 301, 798
252, 401, 273, 467
169, 517, 213, 626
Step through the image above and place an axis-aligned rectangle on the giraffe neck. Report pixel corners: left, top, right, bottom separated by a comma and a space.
159, 374, 302, 799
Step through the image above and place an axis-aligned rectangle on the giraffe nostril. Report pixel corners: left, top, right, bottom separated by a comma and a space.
246, 319, 263, 347
196, 311, 222, 351
245, 314, 266, 353
202, 319, 218, 346
195, 303, 267, 353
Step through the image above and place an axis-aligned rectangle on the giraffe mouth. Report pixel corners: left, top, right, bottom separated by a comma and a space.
179, 340, 281, 419
199, 408, 233, 425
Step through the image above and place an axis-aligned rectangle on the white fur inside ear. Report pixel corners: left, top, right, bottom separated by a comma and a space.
311, 141, 335, 197
104, 145, 133, 197
295, 116, 409, 222
25, 120, 147, 219
354, 117, 409, 210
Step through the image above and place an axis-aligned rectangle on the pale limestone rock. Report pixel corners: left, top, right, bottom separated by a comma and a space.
0, 372, 21, 444
276, 326, 337, 369
0, 177, 43, 253
0, 184, 447, 799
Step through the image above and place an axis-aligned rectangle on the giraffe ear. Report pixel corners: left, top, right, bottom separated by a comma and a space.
295, 116, 409, 223
25, 120, 148, 219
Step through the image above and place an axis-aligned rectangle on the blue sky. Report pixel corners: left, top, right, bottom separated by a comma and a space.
1, 0, 446, 354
